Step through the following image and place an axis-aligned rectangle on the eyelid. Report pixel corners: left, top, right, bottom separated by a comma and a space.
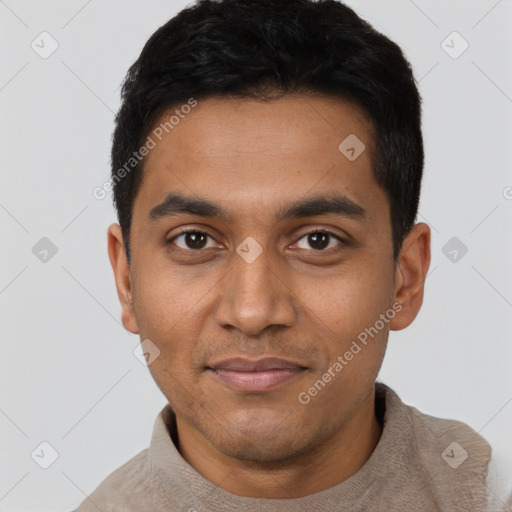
167, 226, 348, 252
167, 227, 221, 249
292, 228, 347, 252
295, 227, 346, 241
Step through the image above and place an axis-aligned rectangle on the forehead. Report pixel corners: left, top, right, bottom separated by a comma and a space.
132, 94, 387, 226
146, 93, 375, 159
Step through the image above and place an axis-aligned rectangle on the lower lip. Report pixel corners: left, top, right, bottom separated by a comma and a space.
208, 368, 305, 392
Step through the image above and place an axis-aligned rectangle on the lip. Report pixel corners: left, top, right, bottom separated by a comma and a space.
206, 357, 307, 392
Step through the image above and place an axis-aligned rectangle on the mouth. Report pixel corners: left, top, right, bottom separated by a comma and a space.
206, 357, 307, 392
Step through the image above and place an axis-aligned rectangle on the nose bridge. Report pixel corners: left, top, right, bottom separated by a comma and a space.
215, 241, 296, 335
233, 245, 275, 303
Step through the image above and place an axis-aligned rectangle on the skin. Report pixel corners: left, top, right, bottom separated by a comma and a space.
107, 94, 431, 498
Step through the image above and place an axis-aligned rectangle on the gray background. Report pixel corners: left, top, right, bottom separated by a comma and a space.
0, 0, 511, 510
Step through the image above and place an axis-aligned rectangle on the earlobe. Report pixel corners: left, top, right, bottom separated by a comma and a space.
389, 222, 431, 331
107, 223, 140, 335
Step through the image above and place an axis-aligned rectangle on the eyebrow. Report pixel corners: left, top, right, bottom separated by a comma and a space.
149, 192, 367, 223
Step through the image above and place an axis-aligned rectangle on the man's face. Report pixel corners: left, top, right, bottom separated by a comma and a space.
114, 94, 406, 462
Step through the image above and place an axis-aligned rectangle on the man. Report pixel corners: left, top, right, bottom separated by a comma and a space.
76, 0, 511, 510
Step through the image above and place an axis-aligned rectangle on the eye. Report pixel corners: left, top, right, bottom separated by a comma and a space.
296, 230, 344, 251
166, 229, 346, 254
168, 230, 219, 251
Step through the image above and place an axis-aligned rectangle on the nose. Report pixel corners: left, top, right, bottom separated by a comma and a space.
214, 246, 297, 336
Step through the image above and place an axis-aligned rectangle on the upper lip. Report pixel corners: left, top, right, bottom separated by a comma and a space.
207, 357, 307, 372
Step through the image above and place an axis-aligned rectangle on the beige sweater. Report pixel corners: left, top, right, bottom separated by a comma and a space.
74, 382, 512, 511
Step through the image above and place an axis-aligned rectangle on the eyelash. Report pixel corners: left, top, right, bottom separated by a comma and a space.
166, 228, 346, 253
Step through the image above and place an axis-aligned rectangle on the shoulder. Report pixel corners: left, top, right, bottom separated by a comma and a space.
404, 398, 491, 468
74, 449, 156, 511
381, 384, 492, 511
379, 383, 491, 466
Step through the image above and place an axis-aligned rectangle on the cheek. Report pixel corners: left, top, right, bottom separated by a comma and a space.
295, 261, 393, 387
131, 255, 208, 337
301, 262, 394, 336
130, 275, 204, 395
147, 359, 211, 422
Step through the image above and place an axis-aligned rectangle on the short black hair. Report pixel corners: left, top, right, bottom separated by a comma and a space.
111, 0, 423, 263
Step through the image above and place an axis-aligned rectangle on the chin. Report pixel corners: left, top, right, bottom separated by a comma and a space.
207, 411, 312, 464
216, 434, 302, 464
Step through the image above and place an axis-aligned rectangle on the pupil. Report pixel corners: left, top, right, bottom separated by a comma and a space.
309, 232, 329, 250
186, 232, 207, 249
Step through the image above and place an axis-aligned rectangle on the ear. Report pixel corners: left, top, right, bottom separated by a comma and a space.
107, 223, 139, 334
389, 222, 431, 331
